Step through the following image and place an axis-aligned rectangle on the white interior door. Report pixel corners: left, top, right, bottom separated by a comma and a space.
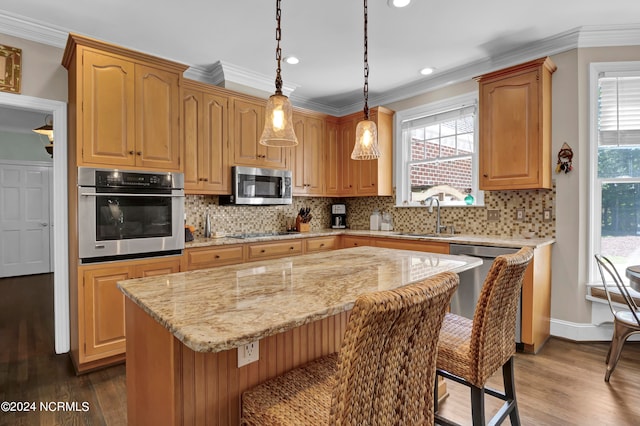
0, 162, 52, 277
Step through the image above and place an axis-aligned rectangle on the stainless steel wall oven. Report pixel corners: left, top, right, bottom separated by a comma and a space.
78, 167, 184, 263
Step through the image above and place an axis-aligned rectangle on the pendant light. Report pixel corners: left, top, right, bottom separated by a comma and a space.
351, 0, 380, 160
259, 0, 298, 147
33, 114, 54, 157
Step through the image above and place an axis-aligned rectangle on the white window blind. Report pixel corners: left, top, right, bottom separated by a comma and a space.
598, 72, 640, 146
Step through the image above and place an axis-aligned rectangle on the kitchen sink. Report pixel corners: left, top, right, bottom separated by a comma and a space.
393, 232, 455, 238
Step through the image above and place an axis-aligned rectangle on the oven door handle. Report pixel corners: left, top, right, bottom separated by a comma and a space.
80, 192, 185, 198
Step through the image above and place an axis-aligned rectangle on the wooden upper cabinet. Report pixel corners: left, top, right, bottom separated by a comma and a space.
338, 116, 357, 195
231, 97, 287, 169
477, 57, 556, 190
135, 64, 182, 170
80, 50, 136, 167
334, 107, 394, 197
62, 34, 187, 172
291, 112, 324, 195
182, 80, 230, 194
324, 118, 341, 196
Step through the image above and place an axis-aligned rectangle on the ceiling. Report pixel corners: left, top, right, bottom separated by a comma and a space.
1, 0, 640, 119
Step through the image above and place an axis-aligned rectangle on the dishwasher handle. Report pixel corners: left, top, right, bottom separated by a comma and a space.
449, 244, 520, 258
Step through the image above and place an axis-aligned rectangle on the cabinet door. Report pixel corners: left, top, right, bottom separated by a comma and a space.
338, 118, 357, 195
232, 98, 287, 169
135, 64, 182, 171
292, 114, 324, 195
202, 92, 230, 192
183, 88, 203, 189
81, 50, 136, 167
324, 119, 341, 196
81, 265, 131, 361
355, 110, 379, 195
479, 69, 540, 189
135, 258, 181, 277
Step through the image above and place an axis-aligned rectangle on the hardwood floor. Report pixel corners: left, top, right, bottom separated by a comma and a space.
1, 273, 639, 425
0, 274, 126, 426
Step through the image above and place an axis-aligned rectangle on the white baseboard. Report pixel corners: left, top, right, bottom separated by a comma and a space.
550, 297, 640, 342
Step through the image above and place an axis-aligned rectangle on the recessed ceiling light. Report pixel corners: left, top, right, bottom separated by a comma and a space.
420, 67, 435, 76
284, 56, 299, 65
388, 0, 411, 7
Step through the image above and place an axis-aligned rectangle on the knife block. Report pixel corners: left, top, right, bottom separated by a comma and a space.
295, 216, 310, 232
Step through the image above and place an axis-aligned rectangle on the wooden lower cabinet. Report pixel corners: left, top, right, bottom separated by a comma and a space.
305, 236, 340, 253
185, 244, 245, 270
73, 256, 181, 373
247, 240, 303, 261
342, 235, 373, 248
521, 244, 552, 353
373, 238, 449, 254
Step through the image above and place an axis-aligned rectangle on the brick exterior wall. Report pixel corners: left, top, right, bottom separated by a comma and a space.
410, 138, 473, 193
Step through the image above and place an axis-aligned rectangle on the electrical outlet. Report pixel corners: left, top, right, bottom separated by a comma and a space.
543, 208, 552, 222
238, 340, 260, 367
515, 209, 525, 221
487, 210, 500, 221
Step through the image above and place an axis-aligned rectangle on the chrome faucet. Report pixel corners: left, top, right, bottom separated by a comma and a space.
428, 197, 448, 234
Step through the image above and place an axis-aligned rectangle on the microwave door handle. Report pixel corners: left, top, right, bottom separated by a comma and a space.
79, 192, 185, 198
280, 179, 284, 197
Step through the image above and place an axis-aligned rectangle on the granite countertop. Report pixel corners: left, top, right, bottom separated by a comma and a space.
186, 229, 554, 250
118, 246, 482, 353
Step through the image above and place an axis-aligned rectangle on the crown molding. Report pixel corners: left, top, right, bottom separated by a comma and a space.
1, 10, 639, 113
185, 61, 299, 97
0, 9, 67, 48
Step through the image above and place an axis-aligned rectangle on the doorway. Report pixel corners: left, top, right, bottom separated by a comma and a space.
0, 161, 53, 277
0, 92, 69, 354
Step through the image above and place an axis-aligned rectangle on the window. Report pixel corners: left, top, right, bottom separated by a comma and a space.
590, 62, 640, 281
394, 93, 482, 206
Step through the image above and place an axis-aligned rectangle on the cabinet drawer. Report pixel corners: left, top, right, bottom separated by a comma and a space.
342, 236, 372, 248
373, 238, 449, 254
305, 236, 339, 253
186, 245, 245, 270
248, 240, 303, 260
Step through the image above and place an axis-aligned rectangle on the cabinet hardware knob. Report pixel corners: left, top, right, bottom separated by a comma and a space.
320, 243, 325, 247
136, 151, 142, 156
261, 249, 266, 253
483, 173, 488, 177
289, 246, 294, 250
203, 178, 208, 182
215, 255, 220, 259
129, 150, 135, 155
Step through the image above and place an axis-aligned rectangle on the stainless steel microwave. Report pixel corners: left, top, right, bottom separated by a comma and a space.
220, 166, 292, 205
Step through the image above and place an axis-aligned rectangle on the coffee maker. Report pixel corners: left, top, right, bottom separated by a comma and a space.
331, 203, 347, 229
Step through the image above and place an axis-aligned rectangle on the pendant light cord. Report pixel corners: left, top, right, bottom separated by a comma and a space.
363, 0, 370, 120
275, 0, 283, 95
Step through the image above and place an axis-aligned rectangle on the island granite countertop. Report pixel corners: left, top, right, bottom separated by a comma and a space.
185, 229, 554, 250
118, 246, 482, 353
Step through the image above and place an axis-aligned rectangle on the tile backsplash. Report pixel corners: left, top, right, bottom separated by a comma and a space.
185, 183, 555, 239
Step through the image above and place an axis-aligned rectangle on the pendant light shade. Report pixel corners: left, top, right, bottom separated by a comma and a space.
33, 114, 54, 157
260, 0, 298, 147
352, 0, 381, 160
352, 119, 379, 160
260, 93, 298, 147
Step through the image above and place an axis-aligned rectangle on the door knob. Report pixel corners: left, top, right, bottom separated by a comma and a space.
41, 223, 49, 227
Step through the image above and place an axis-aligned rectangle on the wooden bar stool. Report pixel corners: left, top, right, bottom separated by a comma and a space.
241, 272, 459, 425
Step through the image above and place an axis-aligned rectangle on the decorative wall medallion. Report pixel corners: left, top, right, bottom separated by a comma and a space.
0, 44, 22, 94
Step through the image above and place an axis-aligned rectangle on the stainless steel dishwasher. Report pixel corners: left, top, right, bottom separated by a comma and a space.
449, 244, 522, 344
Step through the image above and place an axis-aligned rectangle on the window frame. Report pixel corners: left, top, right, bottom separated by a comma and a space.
588, 61, 640, 283
393, 91, 483, 207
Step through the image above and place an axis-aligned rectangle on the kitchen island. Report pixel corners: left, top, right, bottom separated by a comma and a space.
118, 246, 481, 425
